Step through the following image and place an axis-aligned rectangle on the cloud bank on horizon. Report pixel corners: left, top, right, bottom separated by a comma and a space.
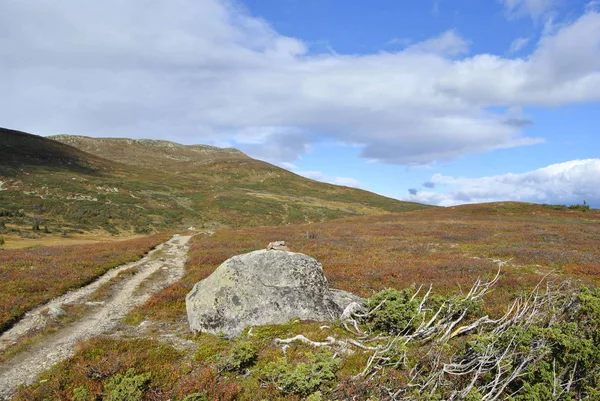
1, 0, 599, 206
406, 159, 600, 207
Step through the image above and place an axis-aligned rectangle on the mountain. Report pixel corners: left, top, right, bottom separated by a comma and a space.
0, 127, 431, 236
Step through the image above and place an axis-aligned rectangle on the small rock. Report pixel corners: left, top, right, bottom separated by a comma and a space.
267, 241, 290, 251
85, 301, 105, 306
47, 306, 66, 318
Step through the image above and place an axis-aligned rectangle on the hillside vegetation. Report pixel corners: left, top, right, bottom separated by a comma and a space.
0, 233, 169, 333
11, 202, 600, 400
133, 202, 600, 323
0, 128, 429, 240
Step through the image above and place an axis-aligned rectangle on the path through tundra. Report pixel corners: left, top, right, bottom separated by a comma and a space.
0, 234, 193, 400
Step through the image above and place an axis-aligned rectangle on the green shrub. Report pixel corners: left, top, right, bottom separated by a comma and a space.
545, 202, 590, 211
103, 369, 151, 401
217, 340, 258, 372
259, 351, 339, 396
568, 203, 590, 211
366, 288, 419, 334
0, 236, 4, 248
306, 391, 324, 401
72, 387, 92, 401
193, 333, 229, 363
456, 286, 600, 400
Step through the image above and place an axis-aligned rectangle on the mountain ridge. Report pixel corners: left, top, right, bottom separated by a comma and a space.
0, 127, 432, 237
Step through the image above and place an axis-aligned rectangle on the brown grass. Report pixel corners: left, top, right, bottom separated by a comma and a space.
11, 202, 600, 401
0, 232, 147, 250
134, 202, 600, 322
0, 233, 170, 333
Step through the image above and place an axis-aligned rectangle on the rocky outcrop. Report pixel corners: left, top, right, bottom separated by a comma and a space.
186, 249, 362, 337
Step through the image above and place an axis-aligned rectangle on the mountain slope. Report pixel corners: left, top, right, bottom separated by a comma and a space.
0, 129, 109, 176
0, 128, 431, 236
51, 134, 428, 214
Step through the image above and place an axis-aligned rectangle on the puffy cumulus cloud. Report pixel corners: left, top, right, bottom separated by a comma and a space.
404, 159, 600, 206
1, 1, 600, 165
297, 171, 361, 188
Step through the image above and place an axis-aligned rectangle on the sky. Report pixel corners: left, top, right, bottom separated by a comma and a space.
1, 0, 599, 206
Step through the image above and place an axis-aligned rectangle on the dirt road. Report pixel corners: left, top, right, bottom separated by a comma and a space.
0, 234, 193, 400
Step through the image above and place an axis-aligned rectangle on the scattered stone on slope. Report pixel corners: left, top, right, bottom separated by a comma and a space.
47, 306, 66, 319
186, 247, 362, 337
267, 240, 290, 251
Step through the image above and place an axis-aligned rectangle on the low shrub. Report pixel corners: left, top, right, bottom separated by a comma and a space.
180, 393, 209, 401
216, 340, 258, 373
259, 351, 339, 396
366, 288, 419, 334
71, 387, 92, 401
103, 368, 151, 401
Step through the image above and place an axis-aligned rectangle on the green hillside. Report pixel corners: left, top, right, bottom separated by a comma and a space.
0, 128, 431, 236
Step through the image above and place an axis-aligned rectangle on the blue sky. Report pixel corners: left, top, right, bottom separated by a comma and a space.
1, 0, 599, 206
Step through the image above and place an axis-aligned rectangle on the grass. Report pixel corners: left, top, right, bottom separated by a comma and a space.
0, 233, 170, 333
0, 232, 147, 251
131, 202, 600, 325
8, 201, 600, 400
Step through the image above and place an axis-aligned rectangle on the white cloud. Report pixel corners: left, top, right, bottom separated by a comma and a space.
386, 37, 412, 47
298, 171, 361, 188
404, 159, 600, 206
405, 30, 470, 56
501, 0, 556, 19
508, 37, 531, 53
0, 1, 599, 166
278, 161, 297, 170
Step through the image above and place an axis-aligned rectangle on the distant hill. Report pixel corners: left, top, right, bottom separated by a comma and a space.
0, 128, 431, 236
50, 135, 247, 171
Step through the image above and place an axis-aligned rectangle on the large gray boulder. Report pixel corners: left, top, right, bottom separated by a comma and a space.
186, 249, 362, 337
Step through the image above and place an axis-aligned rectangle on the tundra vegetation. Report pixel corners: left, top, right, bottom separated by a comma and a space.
9, 202, 600, 400
0, 233, 169, 333
11, 276, 600, 400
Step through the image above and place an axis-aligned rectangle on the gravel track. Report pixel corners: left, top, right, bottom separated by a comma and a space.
0, 234, 192, 400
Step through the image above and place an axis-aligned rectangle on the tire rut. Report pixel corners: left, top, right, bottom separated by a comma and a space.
0, 234, 193, 400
